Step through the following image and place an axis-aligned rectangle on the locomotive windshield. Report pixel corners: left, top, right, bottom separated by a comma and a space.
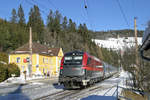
64, 56, 83, 65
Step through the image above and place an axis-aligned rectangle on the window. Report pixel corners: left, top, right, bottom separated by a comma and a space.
87, 57, 91, 65
64, 56, 72, 60
16, 57, 20, 63
49, 58, 53, 64
43, 58, 48, 64
64, 56, 83, 65
74, 56, 82, 60
43, 58, 44, 63
45, 58, 48, 64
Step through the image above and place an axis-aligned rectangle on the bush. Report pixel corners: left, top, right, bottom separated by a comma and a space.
0, 63, 20, 82
7, 63, 20, 77
0, 52, 8, 63
0, 63, 8, 82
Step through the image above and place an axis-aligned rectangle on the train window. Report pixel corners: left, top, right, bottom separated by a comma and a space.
74, 56, 82, 60
64, 56, 83, 65
87, 57, 91, 65
64, 56, 72, 60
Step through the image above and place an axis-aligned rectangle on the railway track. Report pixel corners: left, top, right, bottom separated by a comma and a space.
36, 89, 79, 100
36, 73, 120, 100
68, 85, 117, 100
36, 84, 116, 100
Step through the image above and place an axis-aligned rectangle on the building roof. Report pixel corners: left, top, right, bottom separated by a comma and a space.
48, 48, 60, 56
10, 42, 61, 56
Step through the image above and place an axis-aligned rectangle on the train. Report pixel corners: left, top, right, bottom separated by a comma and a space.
59, 51, 118, 89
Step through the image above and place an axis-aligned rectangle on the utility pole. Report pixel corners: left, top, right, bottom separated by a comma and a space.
134, 17, 139, 67
29, 27, 32, 77
134, 17, 141, 89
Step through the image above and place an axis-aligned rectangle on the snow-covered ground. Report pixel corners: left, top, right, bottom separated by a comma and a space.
81, 70, 131, 100
0, 76, 61, 100
0, 75, 48, 87
93, 37, 142, 51
0, 70, 131, 100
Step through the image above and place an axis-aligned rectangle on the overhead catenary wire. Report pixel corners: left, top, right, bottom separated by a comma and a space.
116, 0, 130, 28
31, 0, 49, 14
31, 0, 46, 8
47, 0, 57, 11
83, 0, 94, 31
84, 0, 88, 9
47, 0, 63, 14
18, 0, 23, 5
80, 2, 89, 28
46, 0, 66, 18
25, 0, 48, 16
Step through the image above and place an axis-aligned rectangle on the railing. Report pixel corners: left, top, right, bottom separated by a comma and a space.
111, 84, 150, 100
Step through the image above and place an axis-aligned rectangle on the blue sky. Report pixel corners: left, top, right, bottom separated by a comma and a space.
0, 0, 150, 31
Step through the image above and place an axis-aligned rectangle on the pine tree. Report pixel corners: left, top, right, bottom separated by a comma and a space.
47, 10, 54, 32
62, 16, 68, 31
53, 10, 62, 33
78, 24, 84, 35
83, 23, 88, 32
28, 5, 45, 43
18, 5, 25, 25
68, 19, 76, 32
10, 9, 17, 23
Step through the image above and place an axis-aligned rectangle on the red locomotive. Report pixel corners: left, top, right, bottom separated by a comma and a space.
59, 51, 117, 89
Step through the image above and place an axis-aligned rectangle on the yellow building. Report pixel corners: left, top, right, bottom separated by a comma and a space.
9, 42, 63, 77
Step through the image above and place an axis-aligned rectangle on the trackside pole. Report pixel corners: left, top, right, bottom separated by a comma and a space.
117, 84, 118, 100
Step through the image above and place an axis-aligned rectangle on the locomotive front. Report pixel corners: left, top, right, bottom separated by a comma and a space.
59, 51, 87, 89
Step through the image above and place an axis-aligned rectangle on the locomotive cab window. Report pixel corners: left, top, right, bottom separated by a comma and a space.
64, 56, 83, 65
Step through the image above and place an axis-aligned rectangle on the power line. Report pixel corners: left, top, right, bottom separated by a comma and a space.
47, 0, 64, 15
31, 0, 49, 12
116, 0, 130, 28
18, 0, 23, 5
31, 0, 44, 7
83, 0, 94, 30
47, 0, 58, 11
25, 0, 48, 16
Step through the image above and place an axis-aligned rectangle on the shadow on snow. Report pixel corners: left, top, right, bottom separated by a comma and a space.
81, 95, 118, 100
52, 83, 64, 89
0, 84, 30, 100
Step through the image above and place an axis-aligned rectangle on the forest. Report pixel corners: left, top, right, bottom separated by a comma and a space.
93, 29, 144, 39
0, 4, 120, 67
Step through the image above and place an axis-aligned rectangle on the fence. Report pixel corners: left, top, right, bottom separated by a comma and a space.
112, 85, 150, 100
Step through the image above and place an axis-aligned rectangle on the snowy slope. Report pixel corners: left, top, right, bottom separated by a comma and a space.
93, 37, 142, 51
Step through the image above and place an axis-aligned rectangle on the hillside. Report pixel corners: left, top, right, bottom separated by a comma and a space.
93, 37, 142, 51
92, 29, 144, 40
